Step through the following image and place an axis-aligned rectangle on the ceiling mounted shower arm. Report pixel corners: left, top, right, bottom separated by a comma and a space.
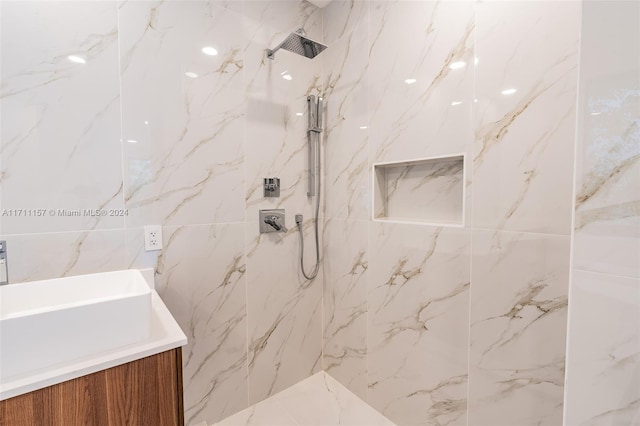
266, 38, 288, 60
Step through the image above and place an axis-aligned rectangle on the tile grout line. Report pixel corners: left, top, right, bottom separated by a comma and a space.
563, 3, 585, 421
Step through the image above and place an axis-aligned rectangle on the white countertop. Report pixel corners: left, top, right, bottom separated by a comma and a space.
0, 270, 187, 401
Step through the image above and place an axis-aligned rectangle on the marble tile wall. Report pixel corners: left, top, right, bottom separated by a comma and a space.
564, 1, 640, 425
469, 230, 570, 425
367, 223, 470, 426
119, 0, 245, 228
156, 223, 248, 424
564, 272, 640, 425
1, 1, 324, 425
322, 1, 579, 425
472, 1, 579, 236
322, 1, 476, 424
1, 1, 123, 236
469, 3, 579, 425
322, 218, 368, 400
3, 1, 633, 426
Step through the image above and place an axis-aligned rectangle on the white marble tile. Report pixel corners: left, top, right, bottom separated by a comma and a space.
322, 0, 369, 46
322, 218, 368, 400
245, 219, 323, 404
215, 397, 298, 426
275, 372, 394, 426
243, 0, 323, 51
564, 4, 640, 424
367, 222, 470, 426
472, 1, 580, 235
156, 223, 248, 425
573, 228, 640, 279
0, 1, 124, 234
564, 270, 640, 426
119, 0, 245, 227
212, 0, 244, 15
468, 230, 570, 426
323, 27, 370, 221
216, 372, 395, 426
2, 230, 127, 284
368, 1, 475, 164
573, 0, 640, 278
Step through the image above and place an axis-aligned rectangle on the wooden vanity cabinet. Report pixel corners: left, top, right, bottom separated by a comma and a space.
0, 348, 184, 426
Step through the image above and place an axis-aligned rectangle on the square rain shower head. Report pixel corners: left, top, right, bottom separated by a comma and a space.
266, 29, 328, 60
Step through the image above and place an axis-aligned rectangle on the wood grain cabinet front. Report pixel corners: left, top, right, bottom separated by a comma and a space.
0, 348, 184, 426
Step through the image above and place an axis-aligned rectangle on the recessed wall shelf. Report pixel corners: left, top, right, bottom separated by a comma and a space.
372, 154, 465, 226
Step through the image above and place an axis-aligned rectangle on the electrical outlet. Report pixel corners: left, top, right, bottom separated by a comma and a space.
144, 225, 163, 251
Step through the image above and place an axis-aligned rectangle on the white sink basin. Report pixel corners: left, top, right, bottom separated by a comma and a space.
0, 270, 151, 380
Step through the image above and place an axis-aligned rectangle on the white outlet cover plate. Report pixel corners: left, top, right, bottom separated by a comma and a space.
144, 225, 163, 251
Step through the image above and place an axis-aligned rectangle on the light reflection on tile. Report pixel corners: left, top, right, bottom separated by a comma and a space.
1, 1, 124, 234
572, 0, 640, 278
119, 0, 245, 227
565, 2, 640, 425
368, 0, 475, 165
472, 1, 580, 235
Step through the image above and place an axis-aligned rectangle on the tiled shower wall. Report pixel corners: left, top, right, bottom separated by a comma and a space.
1, 1, 325, 424
321, 1, 579, 425
564, 1, 640, 424
2, 1, 635, 426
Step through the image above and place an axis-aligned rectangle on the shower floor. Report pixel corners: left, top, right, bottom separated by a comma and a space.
213, 372, 395, 426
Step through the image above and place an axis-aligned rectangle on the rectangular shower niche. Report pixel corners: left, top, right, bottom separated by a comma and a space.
373, 154, 465, 226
